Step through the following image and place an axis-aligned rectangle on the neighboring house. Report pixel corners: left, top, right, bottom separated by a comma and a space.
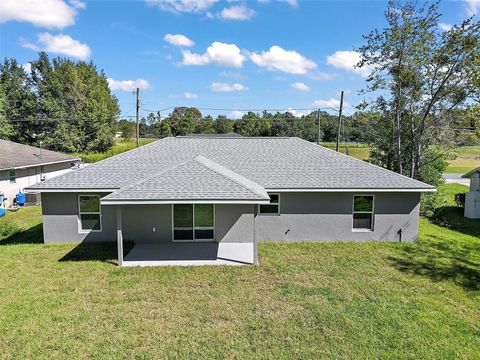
26, 136, 435, 266
114, 131, 123, 138
462, 167, 480, 219
0, 140, 80, 206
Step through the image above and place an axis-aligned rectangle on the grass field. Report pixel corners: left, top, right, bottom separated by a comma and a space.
446, 146, 480, 174
323, 143, 479, 173
0, 184, 479, 358
74, 138, 157, 163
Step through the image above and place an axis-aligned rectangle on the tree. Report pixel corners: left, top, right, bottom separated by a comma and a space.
196, 115, 215, 134
215, 115, 234, 133
169, 107, 201, 136
0, 58, 37, 143
30, 52, 120, 152
357, 1, 480, 184
0, 82, 13, 139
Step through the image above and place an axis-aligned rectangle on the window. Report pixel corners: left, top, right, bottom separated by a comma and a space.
353, 195, 374, 231
259, 194, 280, 215
9, 169, 16, 183
173, 204, 214, 241
78, 195, 101, 232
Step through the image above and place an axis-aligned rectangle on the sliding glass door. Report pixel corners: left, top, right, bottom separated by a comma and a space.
173, 204, 214, 242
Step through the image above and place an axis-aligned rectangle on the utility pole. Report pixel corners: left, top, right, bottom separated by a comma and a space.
135, 87, 140, 148
317, 109, 321, 145
335, 90, 344, 152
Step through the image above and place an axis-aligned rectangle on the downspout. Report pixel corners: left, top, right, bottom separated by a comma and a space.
253, 205, 258, 265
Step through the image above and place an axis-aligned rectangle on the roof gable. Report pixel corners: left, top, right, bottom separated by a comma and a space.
102, 156, 270, 202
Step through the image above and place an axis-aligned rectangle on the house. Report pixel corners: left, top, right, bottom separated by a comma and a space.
26, 136, 435, 266
1, 140, 80, 206
462, 167, 480, 219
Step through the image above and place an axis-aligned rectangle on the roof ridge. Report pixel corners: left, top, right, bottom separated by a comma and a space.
194, 155, 269, 199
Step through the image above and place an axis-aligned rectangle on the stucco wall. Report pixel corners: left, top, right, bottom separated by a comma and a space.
0, 162, 74, 206
41, 192, 116, 243
41, 197, 255, 244
256, 192, 420, 242
40, 191, 420, 244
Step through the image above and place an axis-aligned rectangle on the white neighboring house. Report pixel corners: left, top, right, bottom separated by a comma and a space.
0, 139, 80, 206
463, 167, 480, 219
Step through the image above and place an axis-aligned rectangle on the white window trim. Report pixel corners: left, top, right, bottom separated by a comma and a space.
258, 193, 280, 215
9, 169, 16, 183
352, 194, 375, 232
171, 204, 215, 242
78, 195, 102, 233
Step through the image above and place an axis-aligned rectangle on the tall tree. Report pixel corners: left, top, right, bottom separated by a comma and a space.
0, 59, 37, 143
358, 1, 480, 184
30, 52, 120, 152
0, 82, 13, 139
169, 107, 201, 136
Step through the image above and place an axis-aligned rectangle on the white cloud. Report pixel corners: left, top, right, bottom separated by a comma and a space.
438, 23, 453, 31
229, 110, 244, 119
291, 82, 310, 92
145, 0, 217, 13
22, 63, 32, 74
184, 92, 198, 99
182, 41, 245, 68
326, 50, 372, 77
107, 78, 151, 91
284, 108, 312, 118
210, 82, 248, 92
257, 0, 298, 7
69, 0, 86, 9
0, 0, 80, 29
465, 0, 480, 16
313, 98, 342, 109
164, 33, 195, 47
250, 45, 317, 74
21, 33, 91, 59
218, 5, 255, 20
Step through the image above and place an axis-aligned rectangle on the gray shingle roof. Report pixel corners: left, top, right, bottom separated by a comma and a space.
103, 155, 269, 202
462, 166, 480, 179
27, 137, 435, 196
0, 139, 79, 170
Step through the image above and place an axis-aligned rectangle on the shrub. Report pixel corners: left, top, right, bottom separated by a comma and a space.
0, 218, 21, 239
454, 193, 466, 208
420, 190, 446, 217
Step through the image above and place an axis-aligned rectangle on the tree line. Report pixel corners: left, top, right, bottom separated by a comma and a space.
117, 107, 379, 144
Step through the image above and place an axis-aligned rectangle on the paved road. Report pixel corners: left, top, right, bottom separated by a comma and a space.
443, 173, 470, 186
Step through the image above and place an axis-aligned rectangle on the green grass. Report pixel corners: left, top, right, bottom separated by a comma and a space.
322, 143, 479, 173
74, 138, 157, 163
0, 185, 479, 358
445, 146, 480, 174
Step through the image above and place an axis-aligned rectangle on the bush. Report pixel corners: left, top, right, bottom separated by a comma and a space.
0, 218, 21, 239
420, 190, 446, 217
454, 193, 466, 208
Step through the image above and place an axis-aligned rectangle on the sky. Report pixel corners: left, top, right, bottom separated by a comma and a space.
0, 0, 478, 120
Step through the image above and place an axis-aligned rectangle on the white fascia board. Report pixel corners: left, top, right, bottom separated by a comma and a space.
264, 188, 436, 193
101, 199, 271, 205
24, 188, 118, 193
2, 158, 81, 171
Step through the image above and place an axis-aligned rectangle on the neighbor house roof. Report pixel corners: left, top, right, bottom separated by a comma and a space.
26, 136, 435, 202
0, 139, 79, 171
462, 167, 480, 179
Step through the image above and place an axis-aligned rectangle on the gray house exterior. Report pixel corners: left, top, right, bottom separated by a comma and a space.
27, 136, 434, 266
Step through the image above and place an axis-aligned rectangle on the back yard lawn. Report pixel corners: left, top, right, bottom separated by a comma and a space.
0, 185, 479, 359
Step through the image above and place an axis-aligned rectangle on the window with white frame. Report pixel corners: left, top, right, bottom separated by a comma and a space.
173, 204, 214, 241
9, 169, 16, 183
259, 193, 280, 215
78, 195, 102, 232
353, 195, 374, 231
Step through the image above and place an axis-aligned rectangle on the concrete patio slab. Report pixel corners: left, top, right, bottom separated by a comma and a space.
123, 242, 254, 267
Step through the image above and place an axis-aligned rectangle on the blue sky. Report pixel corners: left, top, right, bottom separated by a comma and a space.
0, 0, 477, 119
